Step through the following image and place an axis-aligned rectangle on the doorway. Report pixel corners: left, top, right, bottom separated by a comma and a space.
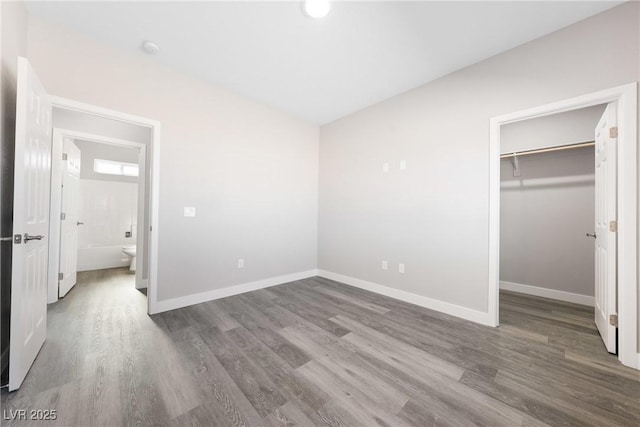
499, 105, 611, 350
50, 96, 161, 315
488, 83, 638, 369
48, 129, 147, 302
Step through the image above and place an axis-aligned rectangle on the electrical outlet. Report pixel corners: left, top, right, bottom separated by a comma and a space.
184, 207, 196, 217
399, 263, 405, 274
381, 260, 388, 271
238, 258, 245, 269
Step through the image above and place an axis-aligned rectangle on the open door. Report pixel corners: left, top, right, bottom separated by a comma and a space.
9, 57, 52, 391
593, 103, 617, 354
58, 139, 80, 297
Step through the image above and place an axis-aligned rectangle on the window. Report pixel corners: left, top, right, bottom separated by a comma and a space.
94, 159, 139, 177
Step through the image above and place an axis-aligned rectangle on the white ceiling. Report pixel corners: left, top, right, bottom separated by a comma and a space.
26, 1, 622, 124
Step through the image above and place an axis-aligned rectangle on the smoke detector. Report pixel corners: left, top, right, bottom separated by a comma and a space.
142, 41, 160, 55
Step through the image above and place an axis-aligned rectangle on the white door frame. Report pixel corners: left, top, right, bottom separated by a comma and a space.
48, 129, 147, 301
488, 82, 638, 369
50, 96, 162, 315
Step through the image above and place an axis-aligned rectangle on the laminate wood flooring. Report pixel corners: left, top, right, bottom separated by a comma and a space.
2, 268, 639, 426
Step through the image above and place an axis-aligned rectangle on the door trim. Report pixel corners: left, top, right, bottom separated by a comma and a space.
48, 129, 147, 301
50, 96, 162, 315
488, 82, 638, 369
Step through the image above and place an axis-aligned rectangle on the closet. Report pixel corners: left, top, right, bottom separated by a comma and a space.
498, 105, 607, 309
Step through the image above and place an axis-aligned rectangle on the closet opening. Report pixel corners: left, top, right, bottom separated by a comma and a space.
498, 104, 611, 355
488, 83, 638, 369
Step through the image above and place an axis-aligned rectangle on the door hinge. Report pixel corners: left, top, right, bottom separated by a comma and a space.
609, 127, 618, 138
609, 220, 617, 232
62, 153, 68, 161
609, 314, 618, 327
61, 212, 66, 220
58, 272, 64, 281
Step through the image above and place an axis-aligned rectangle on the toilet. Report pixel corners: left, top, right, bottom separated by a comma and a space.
122, 245, 136, 272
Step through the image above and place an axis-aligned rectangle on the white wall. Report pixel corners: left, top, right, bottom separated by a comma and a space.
318, 3, 638, 326
500, 147, 595, 299
0, 0, 29, 378
501, 104, 606, 153
76, 140, 140, 271
77, 179, 138, 271
27, 16, 319, 303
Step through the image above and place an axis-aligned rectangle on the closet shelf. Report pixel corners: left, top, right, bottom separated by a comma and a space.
500, 141, 595, 159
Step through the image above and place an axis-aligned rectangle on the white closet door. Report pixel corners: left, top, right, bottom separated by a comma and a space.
593, 103, 617, 354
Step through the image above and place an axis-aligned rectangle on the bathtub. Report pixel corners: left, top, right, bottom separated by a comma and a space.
77, 245, 132, 272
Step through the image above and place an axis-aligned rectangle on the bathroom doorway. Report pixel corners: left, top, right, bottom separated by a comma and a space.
48, 125, 149, 302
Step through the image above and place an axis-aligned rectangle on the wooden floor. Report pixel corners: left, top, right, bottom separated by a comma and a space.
2, 268, 639, 426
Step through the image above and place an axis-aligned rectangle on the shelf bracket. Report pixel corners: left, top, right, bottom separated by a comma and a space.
511, 154, 521, 177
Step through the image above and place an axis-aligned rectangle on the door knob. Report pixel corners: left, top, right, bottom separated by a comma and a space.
24, 233, 45, 242
586, 232, 597, 238
77, 221, 84, 226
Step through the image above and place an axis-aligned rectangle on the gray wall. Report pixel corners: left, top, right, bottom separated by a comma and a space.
501, 105, 606, 153
500, 147, 595, 297
0, 0, 28, 380
499, 106, 603, 299
318, 2, 638, 328
74, 139, 139, 183
28, 15, 319, 302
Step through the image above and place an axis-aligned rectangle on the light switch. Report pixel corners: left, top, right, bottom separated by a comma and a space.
382, 162, 389, 173
400, 160, 407, 170
382, 260, 388, 271
399, 263, 405, 274
238, 258, 245, 269
184, 207, 196, 217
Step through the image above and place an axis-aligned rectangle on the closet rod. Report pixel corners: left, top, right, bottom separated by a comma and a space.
500, 141, 595, 159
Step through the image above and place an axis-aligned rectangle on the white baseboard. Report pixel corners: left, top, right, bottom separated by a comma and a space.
317, 270, 493, 326
154, 269, 319, 313
136, 278, 148, 290
500, 280, 595, 307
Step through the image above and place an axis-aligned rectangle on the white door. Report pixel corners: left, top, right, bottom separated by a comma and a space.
9, 57, 52, 391
58, 139, 81, 297
593, 103, 617, 354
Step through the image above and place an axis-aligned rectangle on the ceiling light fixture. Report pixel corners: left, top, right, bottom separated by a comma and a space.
142, 41, 160, 55
304, 0, 330, 19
